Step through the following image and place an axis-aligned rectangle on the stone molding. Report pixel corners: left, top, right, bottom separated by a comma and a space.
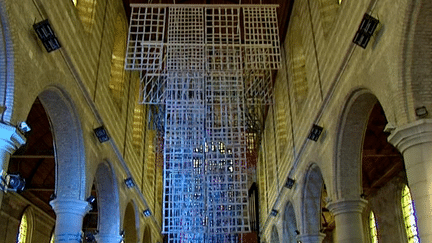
326, 198, 367, 216
388, 119, 432, 153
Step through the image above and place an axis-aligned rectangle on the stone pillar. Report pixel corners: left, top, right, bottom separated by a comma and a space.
94, 233, 123, 243
327, 199, 367, 243
50, 198, 91, 243
0, 123, 26, 205
388, 119, 432, 242
297, 233, 326, 243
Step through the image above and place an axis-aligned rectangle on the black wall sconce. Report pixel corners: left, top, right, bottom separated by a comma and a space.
270, 209, 278, 217
124, 177, 135, 188
143, 209, 152, 217
33, 19, 61, 52
285, 178, 296, 189
308, 124, 323, 142
353, 14, 379, 48
94, 126, 109, 143
415, 106, 428, 118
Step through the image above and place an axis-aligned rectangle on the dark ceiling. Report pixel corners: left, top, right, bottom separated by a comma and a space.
122, 0, 294, 43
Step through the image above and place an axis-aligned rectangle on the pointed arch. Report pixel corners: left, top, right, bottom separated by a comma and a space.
142, 224, 152, 243
334, 89, 378, 200
38, 86, 86, 199
283, 201, 298, 243
271, 225, 280, 243
94, 161, 121, 235
123, 201, 139, 242
300, 163, 324, 235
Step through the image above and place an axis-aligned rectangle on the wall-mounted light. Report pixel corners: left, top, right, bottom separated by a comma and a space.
308, 124, 323, 142
270, 209, 278, 217
0, 171, 26, 193
94, 126, 110, 143
415, 106, 428, 118
86, 195, 96, 204
143, 209, 152, 217
285, 178, 296, 189
17, 121, 31, 134
124, 177, 135, 188
33, 19, 61, 52
353, 13, 379, 48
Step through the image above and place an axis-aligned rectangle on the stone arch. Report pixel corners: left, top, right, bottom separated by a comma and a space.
123, 201, 139, 242
38, 86, 86, 199
283, 202, 298, 243
142, 224, 152, 243
0, 1, 15, 122
334, 89, 377, 200
271, 224, 280, 243
300, 163, 323, 235
94, 161, 121, 237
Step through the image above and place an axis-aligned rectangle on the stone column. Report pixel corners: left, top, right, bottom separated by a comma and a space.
94, 234, 124, 243
296, 233, 326, 243
388, 119, 432, 242
50, 198, 91, 243
0, 123, 26, 205
327, 199, 367, 243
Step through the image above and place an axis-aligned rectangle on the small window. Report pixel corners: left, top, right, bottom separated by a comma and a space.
402, 185, 420, 243
369, 211, 378, 243
109, 14, 128, 110
17, 213, 28, 243
73, 0, 97, 33
132, 84, 145, 153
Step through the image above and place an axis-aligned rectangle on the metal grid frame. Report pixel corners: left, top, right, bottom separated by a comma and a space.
244, 70, 274, 105
125, 4, 281, 242
139, 72, 167, 104
125, 6, 166, 71
243, 6, 281, 70
166, 7, 205, 71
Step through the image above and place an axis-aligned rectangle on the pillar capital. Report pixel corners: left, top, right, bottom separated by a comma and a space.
94, 233, 124, 243
50, 199, 92, 243
388, 119, 432, 153
327, 198, 367, 216
297, 233, 326, 243
0, 123, 26, 152
50, 198, 91, 215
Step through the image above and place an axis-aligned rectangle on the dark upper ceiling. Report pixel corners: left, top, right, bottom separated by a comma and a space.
122, 0, 294, 43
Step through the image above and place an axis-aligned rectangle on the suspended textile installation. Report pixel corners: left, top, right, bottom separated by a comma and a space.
125, 4, 281, 242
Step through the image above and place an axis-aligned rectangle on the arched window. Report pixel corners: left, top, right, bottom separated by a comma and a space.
132, 81, 146, 154
16, 213, 28, 243
402, 185, 420, 243
369, 211, 378, 243
109, 13, 128, 110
